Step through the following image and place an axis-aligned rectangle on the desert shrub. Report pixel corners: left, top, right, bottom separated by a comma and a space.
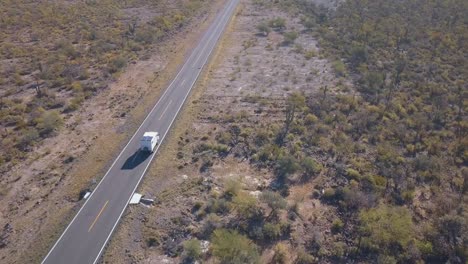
304, 114, 318, 125
135, 26, 156, 44
345, 168, 361, 180
200, 159, 213, 172
268, 17, 286, 31
331, 219, 344, 233
253, 129, 270, 146
17, 128, 40, 151
231, 193, 261, 220
304, 49, 317, 59
430, 214, 468, 262
35, 110, 63, 136
211, 229, 260, 264
275, 154, 299, 181
301, 16, 316, 30
332, 60, 346, 77
183, 239, 202, 262
145, 229, 160, 247
200, 213, 221, 238
330, 241, 346, 259
295, 248, 316, 264
283, 31, 299, 45
260, 191, 287, 217
224, 178, 241, 198
348, 44, 368, 66
301, 157, 322, 181
256, 21, 271, 36
205, 198, 229, 215
108, 56, 127, 73
359, 204, 415, 256
360, 71, 385, 97
272, 243, 289, 264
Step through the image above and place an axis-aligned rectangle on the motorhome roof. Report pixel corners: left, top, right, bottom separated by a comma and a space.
143, 132, 158, 137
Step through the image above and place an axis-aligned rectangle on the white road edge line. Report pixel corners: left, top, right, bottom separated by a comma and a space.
91, 1, 238, 263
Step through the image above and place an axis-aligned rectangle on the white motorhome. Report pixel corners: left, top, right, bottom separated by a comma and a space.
140, 132, 159, 152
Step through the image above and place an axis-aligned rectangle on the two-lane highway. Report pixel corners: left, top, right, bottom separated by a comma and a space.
42, 0, 239, 263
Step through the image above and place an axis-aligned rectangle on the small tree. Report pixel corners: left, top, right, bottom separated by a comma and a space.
277, 92, 306, 144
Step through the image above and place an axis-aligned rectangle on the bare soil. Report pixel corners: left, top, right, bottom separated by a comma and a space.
103, 0, 347, 263
0, 1, 226, 263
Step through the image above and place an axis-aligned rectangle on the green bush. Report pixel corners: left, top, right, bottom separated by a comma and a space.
275, 155, 299, 181
301, 16, 316, 30
272, 243, 289, 264
36, 110, 63, 136
301, 157, 322, 180
359, 204, 415, 254
263, 223, 282, 240
295, 248, 316, 264
231, 193, 260, 220
183, 239, 202, 261
211, 229, 260, 264
256, 21, 271, 36
108, 56, 127, 73
268, 17, 286, 30
332, 60, 346, 77
205, 198, 230, 215
322, 188, 336, 201
17, 128, 40, 150
331, 219, 344, 233
283, 31, 299, 45
345, 168, 361, 180
261, 191, 287, 216
304, 49, 317, 60
224, 178, 241, 198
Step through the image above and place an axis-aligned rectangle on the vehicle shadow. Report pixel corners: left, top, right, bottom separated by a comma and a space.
121, 150, 151, 170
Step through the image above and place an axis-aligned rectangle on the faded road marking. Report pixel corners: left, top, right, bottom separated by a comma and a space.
159, 100, 173, 120
88, 200, 109, 232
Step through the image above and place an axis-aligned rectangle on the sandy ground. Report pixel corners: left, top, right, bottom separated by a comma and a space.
103, 0, 343, 263
0, 1, 225, 263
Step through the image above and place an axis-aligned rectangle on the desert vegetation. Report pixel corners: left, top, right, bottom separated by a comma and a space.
123, 0, 467, 263
0, 0, 207, 172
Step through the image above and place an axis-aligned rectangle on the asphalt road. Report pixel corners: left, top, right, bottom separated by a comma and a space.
42, 1, 238, 263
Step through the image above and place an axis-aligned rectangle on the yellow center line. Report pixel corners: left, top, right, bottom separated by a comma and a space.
88, 200, 109, 232
159, 100, 173, 120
